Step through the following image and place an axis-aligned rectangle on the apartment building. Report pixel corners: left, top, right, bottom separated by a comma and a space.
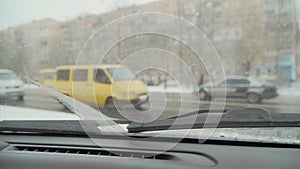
0, 0, 298, 80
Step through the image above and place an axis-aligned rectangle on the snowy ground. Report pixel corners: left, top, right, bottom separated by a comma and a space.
147, 80, 194, 94
24, 84, 40, 89
278, 82, 300, 96
147, 85, 194, 94
24, 81, 300, 97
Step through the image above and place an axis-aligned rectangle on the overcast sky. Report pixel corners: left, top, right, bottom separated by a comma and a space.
0, 0, 158, 30
1, 0, 300, 31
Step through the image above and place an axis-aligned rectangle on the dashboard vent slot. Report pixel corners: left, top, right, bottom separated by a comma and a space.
13, 145, 177, 161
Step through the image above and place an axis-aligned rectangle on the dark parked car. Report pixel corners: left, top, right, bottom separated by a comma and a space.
198, 77, 278, 103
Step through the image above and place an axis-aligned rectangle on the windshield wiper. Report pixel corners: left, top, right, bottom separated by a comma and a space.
0, 120, 88, 135
25, 78, 126, 133
127, 107, 300, 133
0, 120, 127, 136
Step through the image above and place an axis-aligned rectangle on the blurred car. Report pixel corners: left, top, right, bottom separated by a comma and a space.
198, 76, 278, 103
0, 69, 24, 101
39, 69, 55, 88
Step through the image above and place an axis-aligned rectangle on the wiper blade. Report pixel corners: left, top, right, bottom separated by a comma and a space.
166, 107, 273, 120
167, 109, 228, 119
0, 120, 87, 135
127, 107, 300, 133
0, 120, 127, 136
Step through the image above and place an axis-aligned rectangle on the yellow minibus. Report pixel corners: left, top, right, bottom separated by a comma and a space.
39, 69, 55, 88
54, 65, 148, 108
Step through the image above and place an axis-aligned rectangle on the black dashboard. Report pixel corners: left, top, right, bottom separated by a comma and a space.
0, 134, 299, 169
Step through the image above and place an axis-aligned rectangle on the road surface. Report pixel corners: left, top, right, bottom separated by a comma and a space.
1, 87, 300, 120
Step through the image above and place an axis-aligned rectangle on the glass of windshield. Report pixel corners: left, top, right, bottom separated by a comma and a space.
0, 0, 300, 148
107, 68, 134, 81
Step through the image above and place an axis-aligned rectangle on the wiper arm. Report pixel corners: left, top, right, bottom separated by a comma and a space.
127, 107, 300, 133
25, 77, 126, 134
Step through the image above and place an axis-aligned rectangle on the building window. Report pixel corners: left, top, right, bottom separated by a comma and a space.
236, 30, 239, 36
224, 2, 229, 9
255, 8, 260, 13
215, 12, 221, 18
245, 9, 250, 15
14, 29, 23, 36
213, 2, 221, 8
40, 36, 48, 46
40, 23, 48, 31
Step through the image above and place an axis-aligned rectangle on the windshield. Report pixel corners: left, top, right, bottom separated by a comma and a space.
0, 72, 18, 80
107, 68, 134, 81
1, 0, 300, 146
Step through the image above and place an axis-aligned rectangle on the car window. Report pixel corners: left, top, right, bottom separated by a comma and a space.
225, 79, 236, 87
57, 70, 70, 81
106, 68, 134, 81
94, 69, 110, 84
73, 69, 88, 81
230, 79, 250, 87
218, 80, 227, 87
44, 73, 54, 80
